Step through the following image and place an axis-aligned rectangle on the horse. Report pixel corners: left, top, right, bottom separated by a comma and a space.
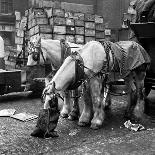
42, 40, 150, 130
26, 38, 83, 120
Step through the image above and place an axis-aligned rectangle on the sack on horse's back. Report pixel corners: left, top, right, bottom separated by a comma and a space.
31, 96, 60, 138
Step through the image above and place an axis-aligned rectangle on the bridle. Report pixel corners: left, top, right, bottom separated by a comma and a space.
28, 41, 46, 65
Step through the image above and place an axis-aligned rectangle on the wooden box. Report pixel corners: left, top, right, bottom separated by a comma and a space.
75, 35, 84, 44
31, 18, 48, 28
53, 8, 65, 17
85, 13, 95, 22
75, 27, 84, 35
49, 17, 66, 26
16, 29, 24, 38
66, 18, 74, 26
66, 26, 75, 35
75, 20, 84, 27
95, 15, 104, 23
35, 25, 52, 34
85, 22, 95, 29
53, 34, 66, 40
53, 26, 66, 34
95, 23, 105, 31
66, 35, 75, 43
40, 33, 53, 39
65, 12, 74, 19
15, 36, 23, 45
96, 31, 105, 39
85, 36, 95, 43
85, 29, 95, 37
73, 12, 85, 20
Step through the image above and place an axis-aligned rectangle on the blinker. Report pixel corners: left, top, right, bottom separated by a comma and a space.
32, 52, 39, 61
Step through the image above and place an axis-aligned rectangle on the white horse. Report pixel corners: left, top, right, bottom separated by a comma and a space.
27, 38, 83, 120
43, 40, 150, 129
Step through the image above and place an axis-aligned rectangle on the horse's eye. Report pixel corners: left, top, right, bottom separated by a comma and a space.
32, 52, 39, 61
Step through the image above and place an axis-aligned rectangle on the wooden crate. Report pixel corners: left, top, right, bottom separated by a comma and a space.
53, 26, 66, 34
53, 34, 66, 40
85, 13, 95, 22
95, 23, 105, 31
16, 21, 20, 29
66, 35, 75, 43
31, 18, 48, 28
96, 31, 105, 39
75, 35, 84, 44
66, 26, 75, 35
53, 8, 65, 17
40, 33, 53, 39
16, 29, 24, 38
75, 27, 84, 35
95, 15, 104, 23
73, 12, 85, 20
85, 22, 95, 29
75, 20, 84, 27
15, 36, 23, 45
65, 12, 74, 19
85, 29, 95, 37
66, 18, 74, 26
35, 25, 52, 34
85, 36, 95, 43
49, 17, 66, 26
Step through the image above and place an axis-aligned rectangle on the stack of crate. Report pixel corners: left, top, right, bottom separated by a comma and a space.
27, 8, 52, 43
24, 6, 105, 45
84, 13, 96, 43
95, 15, 105, 41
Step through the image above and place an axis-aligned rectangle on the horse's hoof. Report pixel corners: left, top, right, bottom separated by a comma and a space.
78, 121, 90, 127
90, 124, 101, 130
31, 128, 44, 138
60, 113, 68, 118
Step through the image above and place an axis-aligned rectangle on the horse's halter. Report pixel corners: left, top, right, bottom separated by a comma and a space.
28, 41, 46, 64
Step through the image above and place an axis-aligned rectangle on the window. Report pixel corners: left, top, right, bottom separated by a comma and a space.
0, 0, 13, 14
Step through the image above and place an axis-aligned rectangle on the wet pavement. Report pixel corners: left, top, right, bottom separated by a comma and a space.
0, 89, 155, 155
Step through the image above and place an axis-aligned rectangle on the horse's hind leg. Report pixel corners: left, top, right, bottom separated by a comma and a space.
60, 91, 71, 118
124, 75, 137, 119
68, 89, 80, 120
133, 70, 146, 120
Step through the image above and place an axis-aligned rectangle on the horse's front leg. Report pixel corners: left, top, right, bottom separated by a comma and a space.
78, 81, 93, 127
133, 71, 146, 120
68, 89, 80, 120
60, 90, 71, 118
90, 78, 105, 129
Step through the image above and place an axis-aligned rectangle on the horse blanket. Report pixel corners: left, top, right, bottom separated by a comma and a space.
102, 41, 151, 81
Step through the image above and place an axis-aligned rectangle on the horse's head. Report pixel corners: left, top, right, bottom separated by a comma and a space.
27, 37, 46, 66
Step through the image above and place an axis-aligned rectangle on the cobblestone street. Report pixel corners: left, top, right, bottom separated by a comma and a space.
0, 90, 155, 155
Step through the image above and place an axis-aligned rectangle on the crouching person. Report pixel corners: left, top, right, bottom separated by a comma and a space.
31, 89, 60, 138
